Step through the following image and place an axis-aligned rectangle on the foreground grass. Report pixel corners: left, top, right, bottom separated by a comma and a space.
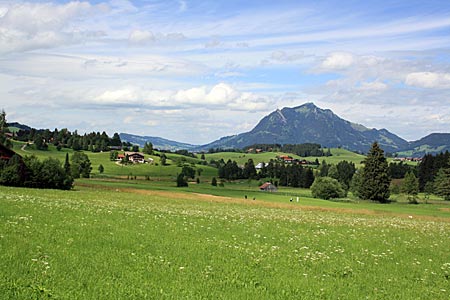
1, 185, 449, 299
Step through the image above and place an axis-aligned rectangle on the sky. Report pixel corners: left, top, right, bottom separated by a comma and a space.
1, 0, 450, 144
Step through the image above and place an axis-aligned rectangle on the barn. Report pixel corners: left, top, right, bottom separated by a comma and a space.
259, 182, 278, 192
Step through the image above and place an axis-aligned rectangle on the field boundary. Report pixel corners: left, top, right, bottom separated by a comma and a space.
76, 182, 450, 222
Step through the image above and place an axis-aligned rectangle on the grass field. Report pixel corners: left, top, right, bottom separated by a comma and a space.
3, 142, 445, 298
1, 182, 449, 299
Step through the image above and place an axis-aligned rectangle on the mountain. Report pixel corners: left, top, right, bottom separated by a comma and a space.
119, 133, 197, 151
396, 133, 450, 157
198, 103, 409, 153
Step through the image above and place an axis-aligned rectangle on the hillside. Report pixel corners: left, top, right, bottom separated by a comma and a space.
119, 133, 197, 151
396, 133, 450, 157
198, 103, 408, 153
9, 104, 450, 156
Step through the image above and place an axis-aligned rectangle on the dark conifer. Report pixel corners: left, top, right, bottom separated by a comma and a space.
359, 142, 391, 202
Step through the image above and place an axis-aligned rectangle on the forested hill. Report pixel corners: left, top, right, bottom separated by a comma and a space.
119, 133, 197, 151
397, 133, 450, 157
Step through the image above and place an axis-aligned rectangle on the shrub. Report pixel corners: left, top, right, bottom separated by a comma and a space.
311, 176, 346, 200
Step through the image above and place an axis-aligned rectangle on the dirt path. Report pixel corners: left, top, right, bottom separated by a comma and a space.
76, 182, 450, 222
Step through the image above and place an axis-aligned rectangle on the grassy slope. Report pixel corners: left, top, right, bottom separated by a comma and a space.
12, 141, 217, 180
205, 148, 367, 167
1, 185, 449, 299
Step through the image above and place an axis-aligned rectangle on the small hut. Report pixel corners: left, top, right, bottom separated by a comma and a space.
259, 182, 278, 192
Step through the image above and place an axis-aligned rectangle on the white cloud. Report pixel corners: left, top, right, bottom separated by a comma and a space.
128, 30, 186, 45
321, 52, 354, 70
0, 1, 106, 53
358, 81, 388, 92
92, 83, 271, 111
128, 30, 155, 44
269, 50, 304, 62
405, 72, 450, 89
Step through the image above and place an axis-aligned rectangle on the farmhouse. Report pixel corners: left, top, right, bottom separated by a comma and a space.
259, 182, 278, 192
277, 155, 295, 163
126, 152, 145, 163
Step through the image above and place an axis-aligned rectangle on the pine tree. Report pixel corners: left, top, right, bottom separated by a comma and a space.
402, 171, 419, 204
143, 142, 153, 155
359, 142, 391, 202
64, 153, 71, 176
434, 162, 450, 201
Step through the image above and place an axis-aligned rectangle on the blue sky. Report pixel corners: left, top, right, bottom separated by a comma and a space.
1, 0, 450, 144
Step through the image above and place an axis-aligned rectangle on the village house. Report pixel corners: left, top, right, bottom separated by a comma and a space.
278, 155, 295, 164
126, 152, 145, 163
116, 152, 146, 163
393, 157, 422, 162
259, 182, 278, 192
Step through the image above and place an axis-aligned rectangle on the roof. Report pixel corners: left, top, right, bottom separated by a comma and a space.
259, 182, 275, 189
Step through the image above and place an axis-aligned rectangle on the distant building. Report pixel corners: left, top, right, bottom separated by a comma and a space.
259, 182, 278, 192
255, 162, 269, 170
126, 152, 145, 163
116, 152, 146, 163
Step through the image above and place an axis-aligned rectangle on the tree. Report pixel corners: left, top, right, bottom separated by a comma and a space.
336, 160, 356, 190
176, 173, 188, 187
110, 151, 118, 161
402, 171, 419, 204
327, 164, 339, 180
160, 154, 167, 166
434, 165, 450, 200
211, 177, 217, 186
310, 177, 345, 200
0, 109, 12, 148
181, 165, 195, 179
98, 164, 104, 174
349, 170, 362, 198
143, 142, 153, 155
110, 133, 122, 147
71, 152, 92, 178
40, 157, 73, 190
0, 155, 27, 186
34, 134, 48, 150
302, 168, 315, 188
318, 160, 329, 177
243, 159, 257, 179
64, 153, 71, 174
359, 142, 391, 203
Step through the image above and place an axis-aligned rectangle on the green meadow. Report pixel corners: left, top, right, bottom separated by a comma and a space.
1, 144, 448, 299
1, 184, 449, 299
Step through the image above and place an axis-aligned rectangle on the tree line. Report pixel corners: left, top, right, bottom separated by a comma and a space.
13, 127, 123, 152
244, 143, 331, 157
216, 158, 315, 188
0, 152, 92, 190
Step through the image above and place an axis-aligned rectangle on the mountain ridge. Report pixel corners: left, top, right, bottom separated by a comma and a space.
196, 103, 409, 153
9, 103, 450, 155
